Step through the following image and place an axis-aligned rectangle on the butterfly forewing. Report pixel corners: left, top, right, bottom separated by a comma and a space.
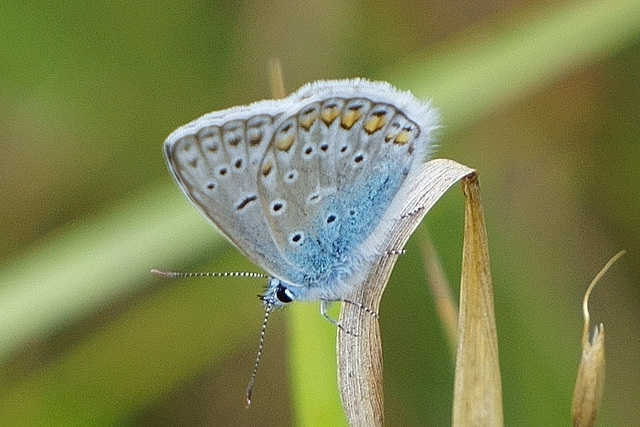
164, 109, 300, 281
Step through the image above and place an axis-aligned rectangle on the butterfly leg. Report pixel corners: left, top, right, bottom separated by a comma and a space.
320, 300, 358, 336
342, 299, 379, 319
320, 299, 380, 336
399, 205, 425, 219
384, 248, 406, 256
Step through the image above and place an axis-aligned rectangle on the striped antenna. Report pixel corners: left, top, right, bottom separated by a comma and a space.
151, 269, 268, 280
245, 297, 274, 407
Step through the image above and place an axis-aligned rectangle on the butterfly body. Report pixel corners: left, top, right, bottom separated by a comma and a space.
164, 79, 438, 307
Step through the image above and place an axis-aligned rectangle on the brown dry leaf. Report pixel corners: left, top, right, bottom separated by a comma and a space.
451, 174, 503, 427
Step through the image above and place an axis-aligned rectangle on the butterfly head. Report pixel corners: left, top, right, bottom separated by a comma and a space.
260, 277, 296, 307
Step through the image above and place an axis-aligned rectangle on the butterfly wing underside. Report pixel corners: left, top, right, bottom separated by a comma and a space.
164, 80, 437, 296
164, 103, 303, 281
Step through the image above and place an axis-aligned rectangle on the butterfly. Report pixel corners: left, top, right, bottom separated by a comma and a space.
158, 78, 438, 403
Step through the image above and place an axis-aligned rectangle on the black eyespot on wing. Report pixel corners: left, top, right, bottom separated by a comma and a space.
236, 195, 257, 210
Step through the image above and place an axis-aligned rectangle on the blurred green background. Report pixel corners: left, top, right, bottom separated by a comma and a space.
1, 0, 639, 425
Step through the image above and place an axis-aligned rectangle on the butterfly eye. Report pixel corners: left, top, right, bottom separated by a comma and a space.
275, 285, 294, 303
